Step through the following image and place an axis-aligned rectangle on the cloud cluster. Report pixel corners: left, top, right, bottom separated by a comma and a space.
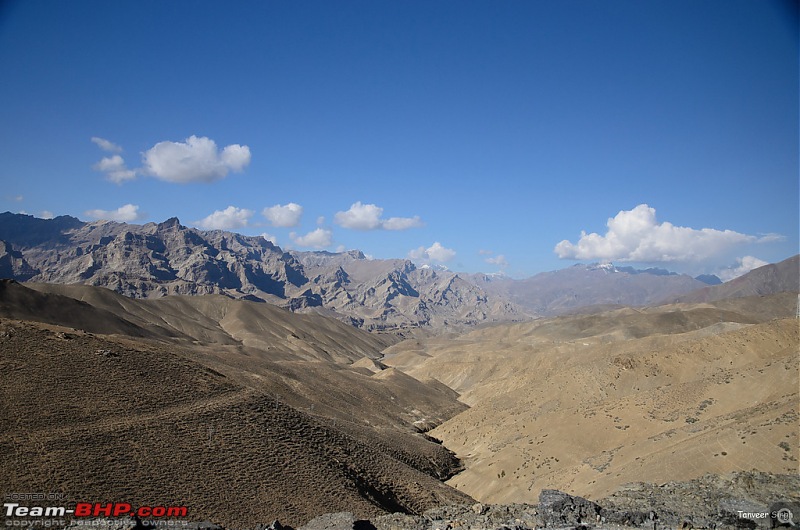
91, 135, 251, 184
196, 206, 254, 230
84, 204, 144, 222
291, 228, 333, 249
263, 203, 303, 227
554, 204, 773, 263
142, 136, 251, 183
334, 202, 423, 231
93, 154, 137, 184
408, 242, 456, 263
716, 255, 770, 282
485, 254, 509, 269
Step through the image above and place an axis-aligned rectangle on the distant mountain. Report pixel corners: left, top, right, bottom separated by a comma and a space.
467, 262, 709, 316
694, 274, 722, 285
664, 255, 799, 304
0, 213, 523, 332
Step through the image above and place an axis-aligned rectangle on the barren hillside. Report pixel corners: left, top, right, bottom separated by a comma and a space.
0, 282, 475, 527
384, 294, 799, 504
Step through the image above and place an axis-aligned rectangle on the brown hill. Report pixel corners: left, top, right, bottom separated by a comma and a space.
23, 281, 394, 362
0, 279, 150, 337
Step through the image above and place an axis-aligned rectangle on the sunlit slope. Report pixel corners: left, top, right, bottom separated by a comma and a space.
384, 296, 799, 503
24, 281, 395, 361
16, 281, 463, 434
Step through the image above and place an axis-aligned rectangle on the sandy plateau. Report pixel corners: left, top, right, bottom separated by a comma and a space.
384, 293, 799, 504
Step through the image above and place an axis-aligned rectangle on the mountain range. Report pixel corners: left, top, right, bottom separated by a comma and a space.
0, 212, 796, 332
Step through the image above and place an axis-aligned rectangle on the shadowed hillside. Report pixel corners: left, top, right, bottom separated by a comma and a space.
0, 319, 472, 528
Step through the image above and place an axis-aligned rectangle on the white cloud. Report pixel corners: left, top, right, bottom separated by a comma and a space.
335, 202, 384, 230
85, 204, 144, 222
485, 254, 509, 268
12, 195, 23, 202
554, 204, 773, 263
261, 233, 278, 245
478, 249, 493, 255
142, 135, 251, 183
427, 242, 456, 262
290, 228, 333, 249
335, 244, 346, 253
717, 256, 770, 282
317, 216, 326, 226
91, 137, 123, 153
195, 206, 254, 230
93, 154, 137, 184
408, 241, 456, 263
262, 203, 303, 227
40, 210, 54, 220
334, 201, 423, 231
383, 215, 424, 231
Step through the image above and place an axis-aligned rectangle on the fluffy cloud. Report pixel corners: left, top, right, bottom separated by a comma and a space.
291, 228, 333, 249
93, 154, 137, 184
262, 203, 303, 227
91, 137, 123, 153
261, 233, 278, 245
334, 202, 423, 231
142, 136, 251, 183
195, 206, 254, 230
84, 204, 144, 222
485, 254, 509, 268
554, 204, 771, 263
335, 202, 383, 230
40, 210, 54, 220
716, 256, 770, 282
408, 242, 456, 263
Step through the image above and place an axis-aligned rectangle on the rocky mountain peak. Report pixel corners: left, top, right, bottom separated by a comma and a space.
156, 216, 184, 231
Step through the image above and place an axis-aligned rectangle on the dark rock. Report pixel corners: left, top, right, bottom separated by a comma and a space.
298, 512, 355, 530
538, 489, 602, 527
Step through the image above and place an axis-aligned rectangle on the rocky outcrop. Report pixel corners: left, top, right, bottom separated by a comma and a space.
60, 474, 800, 529
0, 240, 37, 280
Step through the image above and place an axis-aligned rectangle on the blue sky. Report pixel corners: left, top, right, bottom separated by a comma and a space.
0, 0, 797, 278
